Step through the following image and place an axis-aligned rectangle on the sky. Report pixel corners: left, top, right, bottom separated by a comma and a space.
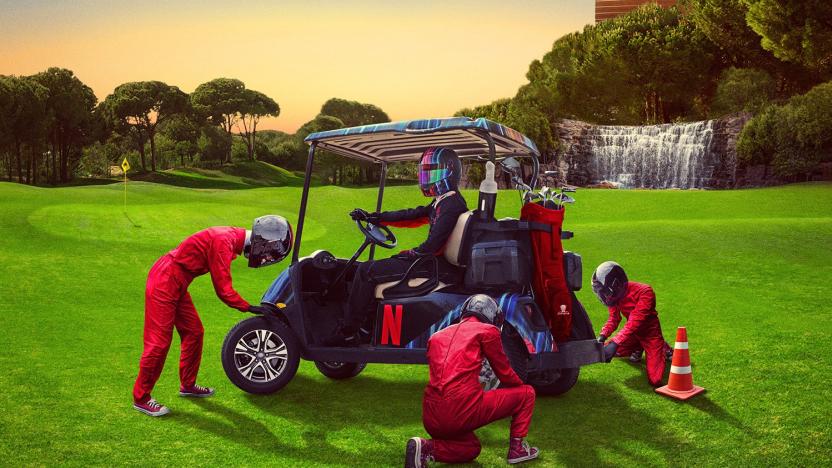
0, 0, 593, 133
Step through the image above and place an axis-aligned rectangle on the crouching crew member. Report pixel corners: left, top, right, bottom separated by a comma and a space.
405, 294, 540, 467
132, 216, 292, 417
326, 147, 468, 345
592, 261, 672, 386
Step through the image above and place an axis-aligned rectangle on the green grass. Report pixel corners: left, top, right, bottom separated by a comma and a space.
85, 160, 308, 189
0, 180, 830, 466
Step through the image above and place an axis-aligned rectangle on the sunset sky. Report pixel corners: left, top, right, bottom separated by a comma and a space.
0, 0, 593, 132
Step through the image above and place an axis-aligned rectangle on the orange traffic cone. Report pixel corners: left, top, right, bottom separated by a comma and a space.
656, 327, 705, 400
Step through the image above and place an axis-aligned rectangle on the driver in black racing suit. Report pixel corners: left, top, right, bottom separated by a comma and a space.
325, 147, 468, 346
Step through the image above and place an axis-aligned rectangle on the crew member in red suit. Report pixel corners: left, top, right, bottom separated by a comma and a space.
132, 215, 292, 417
592, 261, 672, 386
405, 294, 540, 467
325, 147, 468, 346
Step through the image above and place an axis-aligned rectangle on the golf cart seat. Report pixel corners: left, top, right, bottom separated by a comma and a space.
374, 211, 473, 299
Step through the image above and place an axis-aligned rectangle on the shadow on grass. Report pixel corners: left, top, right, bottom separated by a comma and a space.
623, 365, 754, 435
173, 371, 692, 466
534, 380, 687, 466
170, 373, 426, 465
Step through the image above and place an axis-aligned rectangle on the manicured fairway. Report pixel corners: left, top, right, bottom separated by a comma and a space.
0, 181, 830, 466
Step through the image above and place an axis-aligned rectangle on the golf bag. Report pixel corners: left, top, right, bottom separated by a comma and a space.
520, 202, 572, 342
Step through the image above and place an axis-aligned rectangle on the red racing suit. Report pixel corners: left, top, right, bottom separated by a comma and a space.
422, 316, 536, 463
600, 281, 671, 386
132, 227, 250, 403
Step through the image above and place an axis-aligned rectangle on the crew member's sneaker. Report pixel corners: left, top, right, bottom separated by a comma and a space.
179, 384, 215, 398
133, 398, 170, 417
405, 437, 434, 468
507, 438, 539, 464
629, 350, 643, 363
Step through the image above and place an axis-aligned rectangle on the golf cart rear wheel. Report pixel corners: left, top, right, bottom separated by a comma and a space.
529, 368, 580, 396
221, 316, 300, 394
314, 361, 367, 380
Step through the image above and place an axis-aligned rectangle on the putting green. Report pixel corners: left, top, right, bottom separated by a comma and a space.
0, 180, 830, 466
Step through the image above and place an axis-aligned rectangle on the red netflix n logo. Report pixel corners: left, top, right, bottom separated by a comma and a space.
381, 304, 403, 346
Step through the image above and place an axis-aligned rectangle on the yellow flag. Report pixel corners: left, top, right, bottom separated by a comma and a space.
121, 158, 130, 173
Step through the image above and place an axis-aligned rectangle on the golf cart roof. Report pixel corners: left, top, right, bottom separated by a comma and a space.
303, 117, 540, 163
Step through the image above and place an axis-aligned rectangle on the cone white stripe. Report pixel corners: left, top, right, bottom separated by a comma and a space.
671, 365, 691, 374
674, 342, 689, 349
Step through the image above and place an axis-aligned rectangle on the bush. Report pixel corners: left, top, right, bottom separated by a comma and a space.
738, 81, 832, 178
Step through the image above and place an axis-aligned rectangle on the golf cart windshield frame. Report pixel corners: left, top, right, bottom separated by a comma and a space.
291, 118, 540, 263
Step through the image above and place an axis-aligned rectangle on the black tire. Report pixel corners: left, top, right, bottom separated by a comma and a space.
221, 316, 301, 394
501, 325, 529, 383
529, 367, 580, 396
314, 361, 367, 380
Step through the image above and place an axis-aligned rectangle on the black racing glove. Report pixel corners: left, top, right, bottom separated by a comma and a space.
393, 249, 421, 260
248, 305, 272, 315
349, 208, 369, 221
597, 334, 607, 344
366, 212, 381, 225
603, 341, 619, 362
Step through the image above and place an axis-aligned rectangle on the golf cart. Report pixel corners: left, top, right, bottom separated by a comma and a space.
221, 117, 604, 396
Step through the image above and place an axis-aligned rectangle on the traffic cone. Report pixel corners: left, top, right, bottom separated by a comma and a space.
656, 327, 705, 400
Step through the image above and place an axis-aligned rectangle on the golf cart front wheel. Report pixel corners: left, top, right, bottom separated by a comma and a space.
314, 361, 367, 380
221, 316, 300, 394
529, 368, 580, 396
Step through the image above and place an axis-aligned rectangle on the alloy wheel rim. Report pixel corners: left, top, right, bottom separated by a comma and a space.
234, 329, 288, 383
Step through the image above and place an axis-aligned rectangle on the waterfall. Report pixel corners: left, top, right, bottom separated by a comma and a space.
588, 120, 715, 189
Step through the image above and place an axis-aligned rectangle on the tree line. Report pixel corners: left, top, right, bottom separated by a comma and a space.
3, 1, 829, 186
0, 72, 285, 184
456, 0, 832, 181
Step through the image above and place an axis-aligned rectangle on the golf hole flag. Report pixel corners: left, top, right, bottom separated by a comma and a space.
122, 157, 130, 211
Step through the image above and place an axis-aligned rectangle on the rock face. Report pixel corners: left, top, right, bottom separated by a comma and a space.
546, 114, 752, 188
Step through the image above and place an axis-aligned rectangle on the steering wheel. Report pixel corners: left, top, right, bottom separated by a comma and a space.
355, 218, 397, 249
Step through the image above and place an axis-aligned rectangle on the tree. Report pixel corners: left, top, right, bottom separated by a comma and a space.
103, 81, 189, 171
745, 0, 832, 78
197, 125, 231, 165
711, 67, 776, 116
682, 0, 771, 67
191, 78, 246, 163
159, 114, 201, 166
30, 68, 97, 183
320, 98, 390, 127
295, 114, 346, 184
525, 4, 718, 125
0, 76, 48, 184
236, 89, 279, 160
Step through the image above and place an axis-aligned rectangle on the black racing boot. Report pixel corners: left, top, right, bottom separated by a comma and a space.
322, 322, 360, 347
629, 349, 643, 363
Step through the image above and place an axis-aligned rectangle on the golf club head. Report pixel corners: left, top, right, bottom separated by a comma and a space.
555, 193, 575, 204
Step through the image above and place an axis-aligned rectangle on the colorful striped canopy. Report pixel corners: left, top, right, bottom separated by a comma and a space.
304, 117, 540, 163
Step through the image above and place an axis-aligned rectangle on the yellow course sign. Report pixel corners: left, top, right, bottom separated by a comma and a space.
121, 158, 130, 173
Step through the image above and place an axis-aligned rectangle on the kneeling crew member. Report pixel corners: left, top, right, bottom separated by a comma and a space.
132, 216, 292, 417
405, 294, 540, 467
593, 261, 672, 386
